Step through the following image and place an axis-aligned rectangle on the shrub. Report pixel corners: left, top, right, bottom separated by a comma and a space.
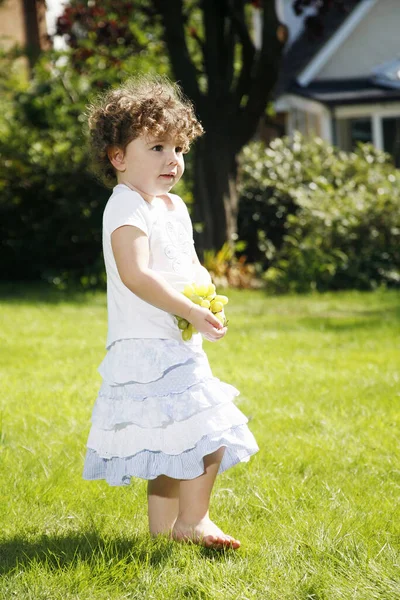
0, 48, 193, 288
203, 242, 263, 289
0, 56, 107, 286
238, 133, 400, 292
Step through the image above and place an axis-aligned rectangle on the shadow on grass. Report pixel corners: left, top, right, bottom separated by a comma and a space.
0, 530, 233, 574
295, 308, 400, 332
0, 282, 105, 306
3, 283, 399, 330
239, 306, 400, 333
0, 530, 173, 574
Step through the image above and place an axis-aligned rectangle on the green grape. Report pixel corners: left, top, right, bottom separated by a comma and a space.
182, 328, 192, 341
207, 283, 216, 296
214, 310, 227, 326
178, 318, 189, 330
211, 300, 223, 313
214, 294, 229, 305
178, 281, 229, 340
183, 283, 196, 297
194, 284, 209, 297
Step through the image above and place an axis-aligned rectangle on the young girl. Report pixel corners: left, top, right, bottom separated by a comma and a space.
83, 75, 258, 549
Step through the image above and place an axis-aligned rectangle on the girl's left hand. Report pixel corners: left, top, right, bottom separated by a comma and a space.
202, 327, 228, 342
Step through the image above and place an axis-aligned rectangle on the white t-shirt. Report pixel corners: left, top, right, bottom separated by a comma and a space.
103, 184, 205, 348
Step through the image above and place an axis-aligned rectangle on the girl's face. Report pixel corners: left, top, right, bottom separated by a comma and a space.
109, 134, 185, 201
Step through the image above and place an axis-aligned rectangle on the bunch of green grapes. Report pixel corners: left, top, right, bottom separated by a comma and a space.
176, 282, 229, 341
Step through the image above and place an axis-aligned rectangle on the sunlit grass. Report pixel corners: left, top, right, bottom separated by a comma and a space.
0, 285, 399, 599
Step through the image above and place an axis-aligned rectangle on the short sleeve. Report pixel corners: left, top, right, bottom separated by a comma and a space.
104, 190, 150, 236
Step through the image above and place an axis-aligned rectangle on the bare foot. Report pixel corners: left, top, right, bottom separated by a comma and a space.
171, 517, 241, 549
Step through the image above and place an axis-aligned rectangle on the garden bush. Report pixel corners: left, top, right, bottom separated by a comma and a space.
0, 31, 188, 288
238, 133, 400, 292
0, 55, 106, 286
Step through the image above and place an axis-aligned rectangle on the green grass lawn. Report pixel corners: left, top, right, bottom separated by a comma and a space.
0, 286, 399, 600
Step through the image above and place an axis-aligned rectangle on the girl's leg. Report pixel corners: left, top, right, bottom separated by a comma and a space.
172, 447, 240, 549
147, 475, 180, 536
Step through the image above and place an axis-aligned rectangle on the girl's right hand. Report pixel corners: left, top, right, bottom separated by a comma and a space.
187, 305, 227, 341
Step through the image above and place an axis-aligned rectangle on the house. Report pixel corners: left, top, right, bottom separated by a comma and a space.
273, 0, 400, 166
0, 0, 49, 66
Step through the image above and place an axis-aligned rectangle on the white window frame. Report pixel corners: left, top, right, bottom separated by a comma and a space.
334, 103, 400, 151
275, 93, 333, 142
275, 95, 400, 153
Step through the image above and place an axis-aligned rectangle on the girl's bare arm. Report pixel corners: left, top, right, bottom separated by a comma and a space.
111, 225, 225, 338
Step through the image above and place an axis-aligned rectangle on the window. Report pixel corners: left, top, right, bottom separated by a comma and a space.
383, 117, 400, 167
336, 117, 373, 151
291, 108, 307, 134
291, 109, 320, 137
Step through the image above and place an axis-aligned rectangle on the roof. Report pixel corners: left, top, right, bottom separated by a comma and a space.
273, 0, 362, 99
289, 78, 400, 106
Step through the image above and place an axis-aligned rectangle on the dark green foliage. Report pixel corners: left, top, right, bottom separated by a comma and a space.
0, 0, 172, 288
238, 133, 400, 292
0, 56, 109, 287
0, 31, 174, 287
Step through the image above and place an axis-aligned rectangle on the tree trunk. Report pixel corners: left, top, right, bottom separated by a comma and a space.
154, 0, 285, 253
22, 0, 42, 69
193, 132, 238, 254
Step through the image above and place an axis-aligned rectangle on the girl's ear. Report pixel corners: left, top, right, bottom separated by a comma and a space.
108, 146, 126, 172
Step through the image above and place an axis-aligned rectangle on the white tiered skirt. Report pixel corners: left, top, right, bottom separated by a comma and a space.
83, 338, 259, 486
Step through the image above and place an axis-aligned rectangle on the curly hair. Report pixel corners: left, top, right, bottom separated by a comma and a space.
86, 74, 204, 187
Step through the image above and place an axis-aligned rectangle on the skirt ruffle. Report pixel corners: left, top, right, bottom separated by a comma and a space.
83, 338, 258, 485
93, 377, 240, 429
83, 424, 257, 486
98, 338, 204, 384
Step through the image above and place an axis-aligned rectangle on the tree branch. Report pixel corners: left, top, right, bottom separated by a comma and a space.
152, 0, 202, 109
229, 0, 256, 108
235, 0, 285, 151
201, 0, 229, 107
222, 12, 235, 93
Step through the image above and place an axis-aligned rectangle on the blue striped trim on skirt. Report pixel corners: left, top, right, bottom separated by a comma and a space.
83, 424, 258, 486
